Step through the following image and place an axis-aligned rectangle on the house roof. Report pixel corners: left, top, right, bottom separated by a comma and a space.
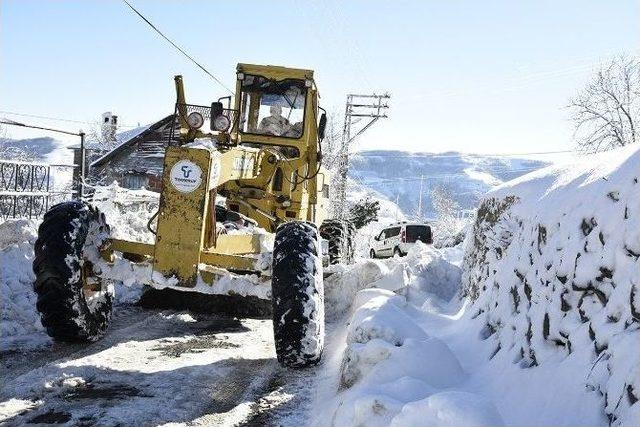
91, 115, 175, 168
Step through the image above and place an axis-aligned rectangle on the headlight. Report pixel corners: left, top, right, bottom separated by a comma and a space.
187, 112, 204, 129
213, 114, 231, 132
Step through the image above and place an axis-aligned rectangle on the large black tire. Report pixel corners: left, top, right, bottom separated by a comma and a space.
33, 201, 113, 342
271, 221, 324, 368
319, 219, 355, 265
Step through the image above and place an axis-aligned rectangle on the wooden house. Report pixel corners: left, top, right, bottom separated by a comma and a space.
86, 115, 178, 192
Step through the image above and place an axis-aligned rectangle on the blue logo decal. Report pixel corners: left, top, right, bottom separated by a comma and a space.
181, 165, 192, 178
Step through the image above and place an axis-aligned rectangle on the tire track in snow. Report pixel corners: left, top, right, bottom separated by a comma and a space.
0, 306, 319, 426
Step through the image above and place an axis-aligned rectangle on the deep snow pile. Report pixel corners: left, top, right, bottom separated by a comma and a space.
0, 220, 47, 348
463, 144, 640, 425
90, 182, 159, 243
314, 244, 504, 426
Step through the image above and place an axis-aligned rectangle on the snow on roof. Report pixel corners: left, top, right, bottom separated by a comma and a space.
90, 115, 174, 168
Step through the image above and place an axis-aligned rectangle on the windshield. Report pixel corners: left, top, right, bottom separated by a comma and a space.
240, 74, 307, 139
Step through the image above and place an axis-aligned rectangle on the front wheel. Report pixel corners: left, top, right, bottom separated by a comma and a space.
271, 221, 324, 368
33, 201, 113, 342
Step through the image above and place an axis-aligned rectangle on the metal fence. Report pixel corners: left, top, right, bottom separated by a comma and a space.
0, 160, 75, 220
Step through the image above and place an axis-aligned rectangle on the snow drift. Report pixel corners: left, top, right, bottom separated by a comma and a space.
313, 244, 501, 427
463, 144, 640, 425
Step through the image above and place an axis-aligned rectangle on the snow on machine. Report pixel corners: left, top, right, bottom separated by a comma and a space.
32, 63, 354, 368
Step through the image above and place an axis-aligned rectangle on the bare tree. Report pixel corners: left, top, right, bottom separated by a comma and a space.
431, 185, 465, 247
320, 111, 343, 171
568, 55, 640, 153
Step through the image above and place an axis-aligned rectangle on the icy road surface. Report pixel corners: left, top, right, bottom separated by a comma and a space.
0, 306, 326, 426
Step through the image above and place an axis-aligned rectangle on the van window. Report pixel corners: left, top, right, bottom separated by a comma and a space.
406, 225, 432, 244
385, 227, 401, 238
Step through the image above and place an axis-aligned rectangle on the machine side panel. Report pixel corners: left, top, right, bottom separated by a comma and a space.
153, 147, 211, 287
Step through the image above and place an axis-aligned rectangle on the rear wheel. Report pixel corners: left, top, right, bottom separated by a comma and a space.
319, 219, 355, 265
271, 221, 324, 368
394, 247, 403, 257
33, 201, 113, 342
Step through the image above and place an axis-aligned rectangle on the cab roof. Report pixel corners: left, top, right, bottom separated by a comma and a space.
237, 63, 314, 81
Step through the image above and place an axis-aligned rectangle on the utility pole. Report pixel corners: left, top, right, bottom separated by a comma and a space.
333, 93, 390, 219
416, 174, 424, 220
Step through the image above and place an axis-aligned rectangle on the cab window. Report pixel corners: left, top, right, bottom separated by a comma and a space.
239, 74, 306, 139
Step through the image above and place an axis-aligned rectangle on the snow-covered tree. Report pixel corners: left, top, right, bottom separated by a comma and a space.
431, 185, 465, 247
568, 55, 639, 153
348, 196, 380, 229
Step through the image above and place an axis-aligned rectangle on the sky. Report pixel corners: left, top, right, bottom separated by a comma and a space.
1, 0, 638, 155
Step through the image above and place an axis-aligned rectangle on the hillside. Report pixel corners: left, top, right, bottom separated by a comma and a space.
350, 151, 549, 218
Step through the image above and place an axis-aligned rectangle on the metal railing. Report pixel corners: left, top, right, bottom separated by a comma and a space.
0, 160, 75, 220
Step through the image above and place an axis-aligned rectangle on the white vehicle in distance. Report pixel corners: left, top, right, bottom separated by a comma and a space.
369, 222, 433, 258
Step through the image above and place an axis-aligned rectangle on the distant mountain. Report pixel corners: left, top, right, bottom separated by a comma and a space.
0, 137, 60, 161
349, 150, 549, 218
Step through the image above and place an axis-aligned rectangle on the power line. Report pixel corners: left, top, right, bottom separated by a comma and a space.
122, 0, 234, 95
0, 110, 140, 128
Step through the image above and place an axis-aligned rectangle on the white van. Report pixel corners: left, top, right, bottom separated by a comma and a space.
369, 222, 433, 258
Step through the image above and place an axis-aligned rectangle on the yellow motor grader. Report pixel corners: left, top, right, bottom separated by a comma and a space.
32, 64, 354, 368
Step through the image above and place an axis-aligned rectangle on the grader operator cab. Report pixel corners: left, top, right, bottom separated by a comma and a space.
32, 64, 354, 368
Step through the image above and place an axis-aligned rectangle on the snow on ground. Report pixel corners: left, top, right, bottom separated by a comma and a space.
313, 244, 507, 427
0, 220, 47, 349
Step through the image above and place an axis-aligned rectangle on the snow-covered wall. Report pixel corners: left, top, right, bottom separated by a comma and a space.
462, 145, 640, 425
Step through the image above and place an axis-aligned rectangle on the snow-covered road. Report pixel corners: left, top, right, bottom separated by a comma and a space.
0, 305, 326, 426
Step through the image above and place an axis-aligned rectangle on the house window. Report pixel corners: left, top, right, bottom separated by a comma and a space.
122, 173, 149, 190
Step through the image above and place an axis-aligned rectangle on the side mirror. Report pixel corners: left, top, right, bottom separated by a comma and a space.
211, 102, 223, 119
210, 102, 230, 132
318, 113, 327, 140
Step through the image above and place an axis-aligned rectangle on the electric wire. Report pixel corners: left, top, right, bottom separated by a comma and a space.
0, 110, 140, 128
121, 0, 234, 95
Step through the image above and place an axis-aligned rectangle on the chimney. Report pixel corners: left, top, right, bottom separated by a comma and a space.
101, 111, 118, 144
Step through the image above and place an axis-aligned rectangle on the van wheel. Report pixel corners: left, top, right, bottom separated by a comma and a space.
271, 221, 324, 368
369, 249, 376, 259
394, 247, 403, 257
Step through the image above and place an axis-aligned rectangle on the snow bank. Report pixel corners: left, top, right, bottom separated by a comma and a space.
314, 245, 500, 426
0, 220, 48, 349
324, 243, 463, 320
463, 144, 640, 425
